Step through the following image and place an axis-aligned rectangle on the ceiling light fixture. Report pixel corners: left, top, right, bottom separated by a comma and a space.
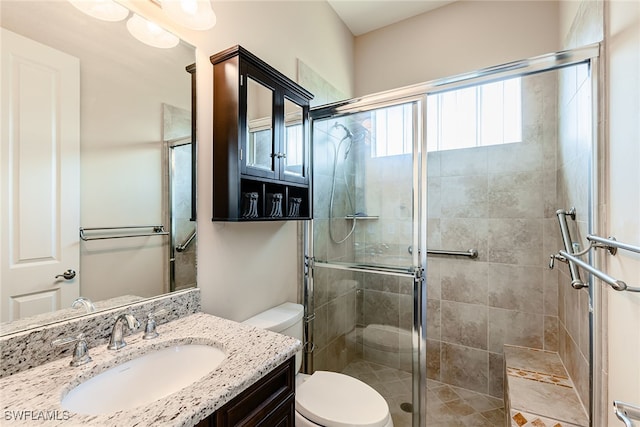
126, 13, 180, 49
68, 0, 129, 22
160, 0, 216, 31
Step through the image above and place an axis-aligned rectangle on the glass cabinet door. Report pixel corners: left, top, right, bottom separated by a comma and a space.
245, 76, 275, 175
283, 97, 305, 179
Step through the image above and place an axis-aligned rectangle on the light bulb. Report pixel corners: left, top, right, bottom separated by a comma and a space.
68, 0, 129, 22
161, 0, 216, 31
126, 13, 179, 49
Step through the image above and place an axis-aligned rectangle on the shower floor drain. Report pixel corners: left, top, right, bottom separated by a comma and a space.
400, 402, 413, 413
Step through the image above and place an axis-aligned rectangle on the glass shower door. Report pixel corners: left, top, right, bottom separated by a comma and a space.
168, 142, 196, 292
309, 100, 424, 427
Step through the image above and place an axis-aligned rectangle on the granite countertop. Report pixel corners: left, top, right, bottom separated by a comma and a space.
0, 295, 146, 337
0, 312, 301, 426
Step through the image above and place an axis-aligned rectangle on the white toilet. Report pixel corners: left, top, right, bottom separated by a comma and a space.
243, 302, 394, 427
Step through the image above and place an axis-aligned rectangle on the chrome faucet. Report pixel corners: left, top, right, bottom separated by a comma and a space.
108, 314, 140, 350
72, 296, 96, 313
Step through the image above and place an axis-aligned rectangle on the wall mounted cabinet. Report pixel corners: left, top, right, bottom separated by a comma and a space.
210, 45, 313, 221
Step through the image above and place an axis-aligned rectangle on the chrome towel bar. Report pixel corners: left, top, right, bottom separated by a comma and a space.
557, 250, 637, 292
614, 401, 640, 427
407, 246, 478, 258
587, 234, 640, 255
79, 225, 169, 241
551, 207, 640, 293
427, 249, 478, 259
176, 229, 196, 252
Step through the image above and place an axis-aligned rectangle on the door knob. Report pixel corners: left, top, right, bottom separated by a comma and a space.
55, 269, 76, 280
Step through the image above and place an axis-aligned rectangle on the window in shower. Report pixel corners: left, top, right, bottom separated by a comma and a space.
371, 103, 414, 157
372, 77, 522, 157
426, 77, 522, 152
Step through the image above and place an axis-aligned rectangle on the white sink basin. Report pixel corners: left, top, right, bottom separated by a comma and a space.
61, 344, 226, 415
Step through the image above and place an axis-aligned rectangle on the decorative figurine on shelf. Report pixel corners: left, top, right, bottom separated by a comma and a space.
242, 192, 259, 218
267, 193, 283, 218
288, 197, 302, 217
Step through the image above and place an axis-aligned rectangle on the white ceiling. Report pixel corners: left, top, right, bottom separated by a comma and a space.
327, 0, 457, 36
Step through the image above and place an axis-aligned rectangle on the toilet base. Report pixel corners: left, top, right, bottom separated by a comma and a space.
294, 409, 394, 427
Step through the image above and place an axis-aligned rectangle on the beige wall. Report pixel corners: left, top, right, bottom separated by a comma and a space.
123, 0, 355, 322
1, 0, 195, 303
354, 1, 560, 96
606, 0, 640, 425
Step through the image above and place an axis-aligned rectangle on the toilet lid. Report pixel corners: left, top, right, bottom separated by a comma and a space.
295, 371, 390, 427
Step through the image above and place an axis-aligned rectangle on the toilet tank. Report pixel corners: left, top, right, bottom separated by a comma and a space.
243, 302, 304, 372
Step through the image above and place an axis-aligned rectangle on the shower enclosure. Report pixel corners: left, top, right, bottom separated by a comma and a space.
306, 44, 600, 427
168, 141, 196, 292
163, 103, 196, 293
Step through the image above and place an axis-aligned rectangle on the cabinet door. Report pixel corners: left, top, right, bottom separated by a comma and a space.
242, 65, 277, 180
281, 95, 308, 185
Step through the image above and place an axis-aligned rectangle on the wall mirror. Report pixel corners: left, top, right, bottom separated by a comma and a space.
0, 0, 196, 336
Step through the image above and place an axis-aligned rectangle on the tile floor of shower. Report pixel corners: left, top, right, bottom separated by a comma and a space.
342, 359, 505, 427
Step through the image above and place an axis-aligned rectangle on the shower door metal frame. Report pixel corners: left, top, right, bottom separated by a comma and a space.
165, 137, 195, 293
306, 42, 602, 427
307, 94, 427, 427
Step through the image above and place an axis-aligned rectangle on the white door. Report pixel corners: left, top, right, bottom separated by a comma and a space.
1, 28, 80, 322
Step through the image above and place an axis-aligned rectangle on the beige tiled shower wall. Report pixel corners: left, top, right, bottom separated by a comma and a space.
425, 71, 561, 398
556, 0, 604, 412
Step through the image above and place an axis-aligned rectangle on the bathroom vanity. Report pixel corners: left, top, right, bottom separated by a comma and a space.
0, 310, 300, 426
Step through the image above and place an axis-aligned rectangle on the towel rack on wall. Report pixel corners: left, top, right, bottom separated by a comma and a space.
175, 229, 196, 252
407, 246, 479, 259
550, 207, 640, 293
427, 248, 478, 258
79, 225, 169, 241
614, 401, 640, 427
587, 234, 640, 256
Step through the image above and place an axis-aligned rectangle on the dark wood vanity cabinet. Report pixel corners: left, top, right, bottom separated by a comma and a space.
195, 357, 295, 427
210, 45, 313, 221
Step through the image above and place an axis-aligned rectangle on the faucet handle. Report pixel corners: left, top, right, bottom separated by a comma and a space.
52, 333, 92, 367
143, 309, 167, 340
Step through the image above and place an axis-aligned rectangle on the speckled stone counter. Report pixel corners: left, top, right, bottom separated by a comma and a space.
0, 295, 146, 337
0, 312, 301, 426
1, 289, 200, 378
504, 345, 588, 427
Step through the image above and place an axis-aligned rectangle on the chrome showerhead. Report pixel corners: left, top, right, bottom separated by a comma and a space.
333, 122, 353, 141
332, 122, 369, 159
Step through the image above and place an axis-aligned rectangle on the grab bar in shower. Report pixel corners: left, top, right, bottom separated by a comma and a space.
79, 225, 169, 241
176, 229, 196, 252
408, 246, 478, 258
555, 208, 586, 289
427, 249, 478, 259
557, 250, 640, 293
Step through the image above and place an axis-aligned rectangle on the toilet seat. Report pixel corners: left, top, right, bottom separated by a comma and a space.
295, 371, 391, 427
